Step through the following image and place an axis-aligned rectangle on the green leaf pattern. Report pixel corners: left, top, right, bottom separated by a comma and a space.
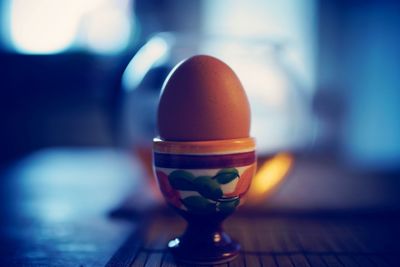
167, 168, 241, 215
214, 168, 239, 184
193, 176, 223, 201
217, 198, 240, 214
168, 170, 196, 190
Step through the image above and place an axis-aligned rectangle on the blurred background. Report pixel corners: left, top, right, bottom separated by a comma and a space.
0, 0, 400, 213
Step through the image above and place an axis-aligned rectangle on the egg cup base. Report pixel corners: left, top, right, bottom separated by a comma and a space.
168, 226, 240, 264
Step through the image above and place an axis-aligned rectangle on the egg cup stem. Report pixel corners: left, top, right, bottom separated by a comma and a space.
168, 213, 240, 264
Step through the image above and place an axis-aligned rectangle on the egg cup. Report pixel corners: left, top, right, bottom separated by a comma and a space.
153, 137, 256, 264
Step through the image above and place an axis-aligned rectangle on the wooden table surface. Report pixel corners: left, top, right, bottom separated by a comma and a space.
0, 149, 399, 267
107, 212, 400, 267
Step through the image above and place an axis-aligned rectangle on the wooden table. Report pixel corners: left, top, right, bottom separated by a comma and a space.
107, 212, 400, 267
0, 149, 399, 266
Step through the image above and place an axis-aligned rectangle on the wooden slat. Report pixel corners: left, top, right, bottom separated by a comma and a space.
105, 231, 142, 267
352, 255, 375, 267
275, 255, 294, 267
260, 255, 278, 267
256, 231, 277, 253
321, 255, 343, 267
161, 253, 177, 267
177, 263, 202, 267
368, 255, 392, 267
320, 225, 343, 253
382, 254, 398, 267
341, 225, 369, 253
144, 252, 163, 267
296, 221, 331, 254
290, 254, 311, 267
244, 254, 261, 267
236, 224, 261, 266
326, 223, 353, 253
336, 255, 358, 267
305, 255, 327, 267
130, 252, 148, 267
282, 233, 302, 252
228, 253, 246, 267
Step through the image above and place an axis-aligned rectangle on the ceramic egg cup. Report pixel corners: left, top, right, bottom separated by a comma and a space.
153, 138, 256, 264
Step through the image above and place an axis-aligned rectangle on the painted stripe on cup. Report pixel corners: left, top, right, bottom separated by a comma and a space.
154, 151, 256, 169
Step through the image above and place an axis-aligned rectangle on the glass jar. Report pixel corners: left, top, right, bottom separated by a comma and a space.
118, 32, 314, 204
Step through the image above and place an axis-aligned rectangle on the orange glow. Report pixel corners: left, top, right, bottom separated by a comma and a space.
247, 153, 293, 203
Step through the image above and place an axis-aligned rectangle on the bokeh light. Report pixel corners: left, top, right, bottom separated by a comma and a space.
5, 0, 133, 54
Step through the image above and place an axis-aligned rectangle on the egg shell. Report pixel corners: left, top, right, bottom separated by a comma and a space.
157, 55, 251, 141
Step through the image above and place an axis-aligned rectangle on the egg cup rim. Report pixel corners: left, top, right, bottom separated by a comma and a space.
153, 137, 255, 155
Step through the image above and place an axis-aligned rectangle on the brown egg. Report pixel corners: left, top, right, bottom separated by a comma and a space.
157, 55, 251, 141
